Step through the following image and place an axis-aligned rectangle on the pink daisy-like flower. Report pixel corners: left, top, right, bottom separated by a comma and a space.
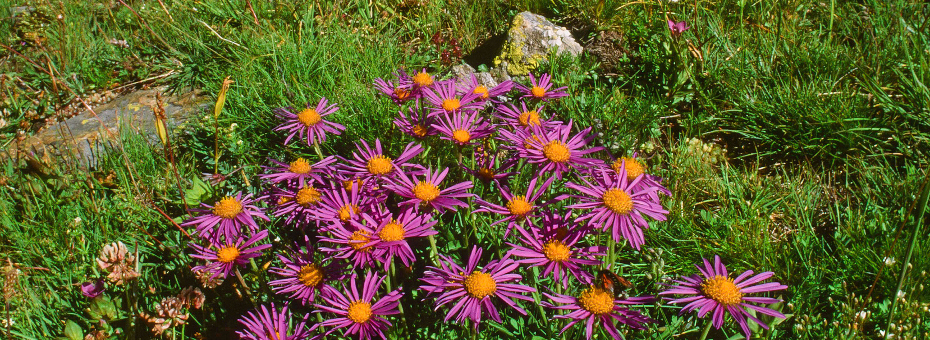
542, 289, 656, 340
408, 68, 435, 91
384, 168, 473, 214
515, 73, 569, 101
260, 155, 338, 187
393, 104, 437, 140
564, 168, 669, 249
507, 224, 605, 289
523, 121, 605, 180
318, 220, 381, 269
456, 74, 513, 103
273, 98, 346, 146
494, 100, 557, 131
236, 303, 313, 340
609, 156, 671, 203
340, 139, 423, 182
358, 208, 437, 271
474, 176, 554, 237
270, 184, 325, 227
422, 80, 484, 117
316, 183, 378, 228
190, 230, 271, 280
373, 77, 415, 104
315, 271, 403, 340
182, 193, 269, 244
269, 236, 347, 306
419, 246, 536, 329
659, 255, 788, 339
462, 149, 518, 188
432, 111, 495, 147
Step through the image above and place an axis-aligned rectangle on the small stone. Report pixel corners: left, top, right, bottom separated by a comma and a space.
493, 12, 583, 77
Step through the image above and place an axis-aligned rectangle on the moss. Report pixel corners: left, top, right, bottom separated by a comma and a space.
492, 14, 545, 76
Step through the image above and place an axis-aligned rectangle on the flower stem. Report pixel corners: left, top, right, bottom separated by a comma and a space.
698, 319, 713, 340
427, 235, 439, 265
313, 142, 324, 160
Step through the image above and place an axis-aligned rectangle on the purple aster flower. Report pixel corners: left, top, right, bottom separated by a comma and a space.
384, 167, 473, 214
393, 104, 437, 139
190, 230, 271, 280
456, 74, 513, 103
182, 193, 269, 244
373, 77, 415, 104
315, 184, 377, 228
81, 279, 105, 298
315, 271, 403, 340
260, 155, 339, 187
494, 100, 557, 130
318, 221, 381, 269
610, 156, 671, 203
543, 288, 656, 340
422, 80, 484, 117
271, 184, 324, 227
474, 176, 554, 237
273, 98, 346, 146
668, 20, 690, 37
507, 224, 605, 289
659, 255, 788, 339
419, 246, 536, 329
340, 139, 423, 182
564, 168, 669, 249
409, 68, 435, 91
236, 303, 313, 340
360, 208, 437, 271
269, 236, 348, 306
462, 149, 518, 188
515, 73, 568, 101
523, 121, 605, 180
432, 111, 495, 147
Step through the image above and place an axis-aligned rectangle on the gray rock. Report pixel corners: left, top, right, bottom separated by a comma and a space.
4, 87, 208, 167
450, 64, 502, 89
492, 12, 583, 76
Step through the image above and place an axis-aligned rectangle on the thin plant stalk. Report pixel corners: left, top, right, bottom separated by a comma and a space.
698, 319, 713, 340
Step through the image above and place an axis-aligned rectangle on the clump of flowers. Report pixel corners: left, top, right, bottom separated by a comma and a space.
96, 241, 140, 285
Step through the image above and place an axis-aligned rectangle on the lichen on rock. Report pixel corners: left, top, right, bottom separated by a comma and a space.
493, 12, 583, 77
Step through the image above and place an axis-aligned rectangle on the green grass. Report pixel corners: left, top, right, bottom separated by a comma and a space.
1, 0, 929, 339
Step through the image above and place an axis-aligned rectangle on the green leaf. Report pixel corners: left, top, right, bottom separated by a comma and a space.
180, 175, 213, 205
64, 320, 82, 340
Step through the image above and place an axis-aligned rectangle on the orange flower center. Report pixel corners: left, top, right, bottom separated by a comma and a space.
463, 271, 497, 298
378, 220, 406, 242
702, 275, 743, 306
412, 181, 440, 203
338, 204, 360, 222
506, 195, 533, 216
298, 108, 322, 127
473, 85, 489, 99
543, 240, 571, 262
412, 124, 429, 137
602, 188, 633, 214
524, 134, 542, 150
288, 158, 312, 174
349, 231, 373, 252
611, 157, 645, 181
413, 72, 433, 87
367, 155, 393, 175
296, 187, 322, 206
542, 140, 570, 163
394, 88, 410, 100
442, 98, 461, 112
530, 86, 546, 98
578, 287, 614, 315
342, 178, 364, 190
347, 301, 373, 324
518, 110, 541, 127
477, 167, 495, 181
277, 196, 294, 205
213, 196, 243, 219
216, 246, 240, 263
297, 263, 323, 287
452, 129, 471, 144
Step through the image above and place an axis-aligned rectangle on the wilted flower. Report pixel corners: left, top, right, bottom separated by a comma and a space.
96, 241, 140, 285
140, 297, 188, 336
177, 287, 206, 310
